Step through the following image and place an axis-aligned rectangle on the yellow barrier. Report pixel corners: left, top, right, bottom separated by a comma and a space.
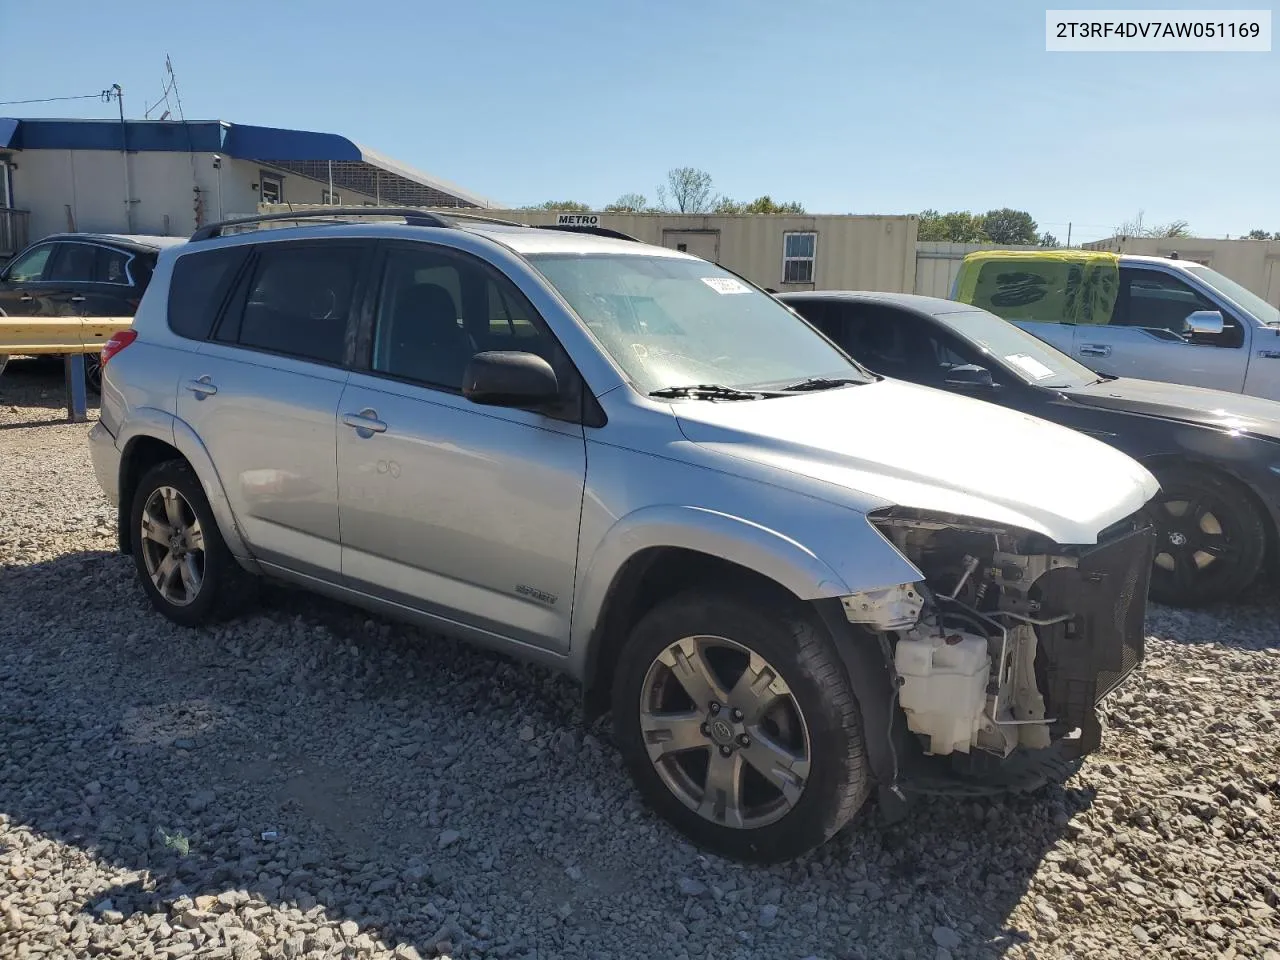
0, 317, 133, 355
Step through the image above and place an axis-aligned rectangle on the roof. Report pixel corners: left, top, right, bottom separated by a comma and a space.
463, 221, 690, 257
35, 232, 189, 252
777, 290, 977, 316
0, 117, 495, 209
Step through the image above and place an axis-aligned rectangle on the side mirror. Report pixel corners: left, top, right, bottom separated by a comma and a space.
1184, 310, 1224, 336
944, 363, 996, 389
463, 350, 560, 407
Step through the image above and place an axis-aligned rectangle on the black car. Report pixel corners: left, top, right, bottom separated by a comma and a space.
0, 233, 184, 390
779, 291, 1280, 607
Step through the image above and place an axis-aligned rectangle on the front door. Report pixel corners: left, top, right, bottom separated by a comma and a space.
336, 241, 587, 652
662, 230, 720, 263
0, 241, 59, 318
174, 239, 371, 578
1069, 267, 1249, 392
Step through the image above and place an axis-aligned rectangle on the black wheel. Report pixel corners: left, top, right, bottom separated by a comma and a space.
84, 354, 103, 394
129, 460, 256, 626
1147, 465, 1267, 607
612, 589, 869, 863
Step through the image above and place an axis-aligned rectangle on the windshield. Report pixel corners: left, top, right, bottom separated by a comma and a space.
1185, 265, 1280, 327
526, 253, 870, 394
941, 308, 1101, 388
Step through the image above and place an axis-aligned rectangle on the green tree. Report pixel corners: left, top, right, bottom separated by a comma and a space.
522, 200, 591, 212
1245, 229, 1274, 240
604, 193, 650, 213
657, 167, 716, 213
981, 208, 1040, 245
1039, 232, 1061, 248
917, 209, 988, 242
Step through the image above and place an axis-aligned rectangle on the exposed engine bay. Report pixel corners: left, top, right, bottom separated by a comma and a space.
847, 508, 1157, 766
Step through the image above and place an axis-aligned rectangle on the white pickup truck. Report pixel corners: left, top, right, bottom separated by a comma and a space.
954, 250, 1280, 401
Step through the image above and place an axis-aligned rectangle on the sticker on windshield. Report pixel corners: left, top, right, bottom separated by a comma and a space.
701, 277, 750, 295
1005, 353, 1055, 380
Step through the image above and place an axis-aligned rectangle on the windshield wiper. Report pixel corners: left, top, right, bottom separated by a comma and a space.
776, 376, 865, 392
649, 383, 771, 400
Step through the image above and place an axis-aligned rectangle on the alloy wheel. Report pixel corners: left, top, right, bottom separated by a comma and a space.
139, 486, 206, 606
638, 635, 811, 830
1152, 494, 1240, 592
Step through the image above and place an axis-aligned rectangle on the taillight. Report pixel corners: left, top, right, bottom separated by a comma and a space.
101, 329, 138, 366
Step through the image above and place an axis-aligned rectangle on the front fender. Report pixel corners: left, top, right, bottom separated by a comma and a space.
567, 502, 922, 678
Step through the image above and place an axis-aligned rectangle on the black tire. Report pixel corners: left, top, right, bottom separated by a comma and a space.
612, 589, 870, 863
84, 354, 102, 394
129, 459, 257, 626
1146, 465, 1268, 607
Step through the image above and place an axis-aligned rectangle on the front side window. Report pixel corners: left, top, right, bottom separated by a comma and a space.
47, 242, 97, 283
1185, 264, 1280, 327
233, 244, 359, 364
1115, 268, 1244, 348
4, 243, 54, 282
372, 246, 570, 394
527, 253, 867, 395
782, 232, 816, 284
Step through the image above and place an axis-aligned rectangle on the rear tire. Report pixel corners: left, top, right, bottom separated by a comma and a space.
612, 589, 870, 863
129, 459, 256, 626
1147, 465, 1267, 607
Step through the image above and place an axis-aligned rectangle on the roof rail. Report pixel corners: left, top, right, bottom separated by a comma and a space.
189, 206, 457, 242
534, 224, 641, 242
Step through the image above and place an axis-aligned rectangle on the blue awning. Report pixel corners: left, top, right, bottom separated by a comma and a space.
0, 118, 495, 207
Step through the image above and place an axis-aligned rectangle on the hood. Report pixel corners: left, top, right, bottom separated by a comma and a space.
671, 379, 1159, 545
1063, 377, 1280, 442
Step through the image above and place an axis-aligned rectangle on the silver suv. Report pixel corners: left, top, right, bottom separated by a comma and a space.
90, 208, 1160, 862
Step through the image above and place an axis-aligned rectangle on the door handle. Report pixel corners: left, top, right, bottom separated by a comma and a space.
183, 376, 218, 399
342, 408, 387, 434
69, 295, 87, 303
1079, 344, 1112, 358
18, 295, 32, 302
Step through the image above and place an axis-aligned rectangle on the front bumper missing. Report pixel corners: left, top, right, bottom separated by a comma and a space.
1028, 520, 1156, 758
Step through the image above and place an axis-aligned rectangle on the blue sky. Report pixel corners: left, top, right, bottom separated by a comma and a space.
2, 0, 1276, 242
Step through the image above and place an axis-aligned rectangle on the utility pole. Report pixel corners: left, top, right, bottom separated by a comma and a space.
112, 84, 135, 233
1066, 221, 1072, 247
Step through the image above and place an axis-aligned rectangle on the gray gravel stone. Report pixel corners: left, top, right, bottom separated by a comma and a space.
1, 366, 1278, 960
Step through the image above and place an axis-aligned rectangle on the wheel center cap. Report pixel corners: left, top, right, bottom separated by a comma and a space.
1168, 531, 1188, 546
708, 718, 735, 745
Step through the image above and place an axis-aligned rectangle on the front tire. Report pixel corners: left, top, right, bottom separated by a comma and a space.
612, 589, 870, 863
129, 460, 255, 626
1147, 465, 1267, 607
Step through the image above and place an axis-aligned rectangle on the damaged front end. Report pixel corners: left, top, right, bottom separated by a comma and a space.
837, 507, 1155, 803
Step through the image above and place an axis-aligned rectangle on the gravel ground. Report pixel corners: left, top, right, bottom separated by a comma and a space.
2, 358, 1279, 960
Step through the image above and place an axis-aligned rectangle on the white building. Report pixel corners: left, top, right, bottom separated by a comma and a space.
0, 117, 495, 257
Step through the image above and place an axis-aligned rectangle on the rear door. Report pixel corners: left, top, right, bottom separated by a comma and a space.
1071, 266, 1249, 392
174, 239, 372, 579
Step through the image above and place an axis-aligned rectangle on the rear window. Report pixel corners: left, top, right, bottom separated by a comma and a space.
167, 247, 250, 341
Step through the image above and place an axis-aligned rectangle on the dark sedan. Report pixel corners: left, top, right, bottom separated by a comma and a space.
0, 232, 185, 390
779, 291, 1280, 607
